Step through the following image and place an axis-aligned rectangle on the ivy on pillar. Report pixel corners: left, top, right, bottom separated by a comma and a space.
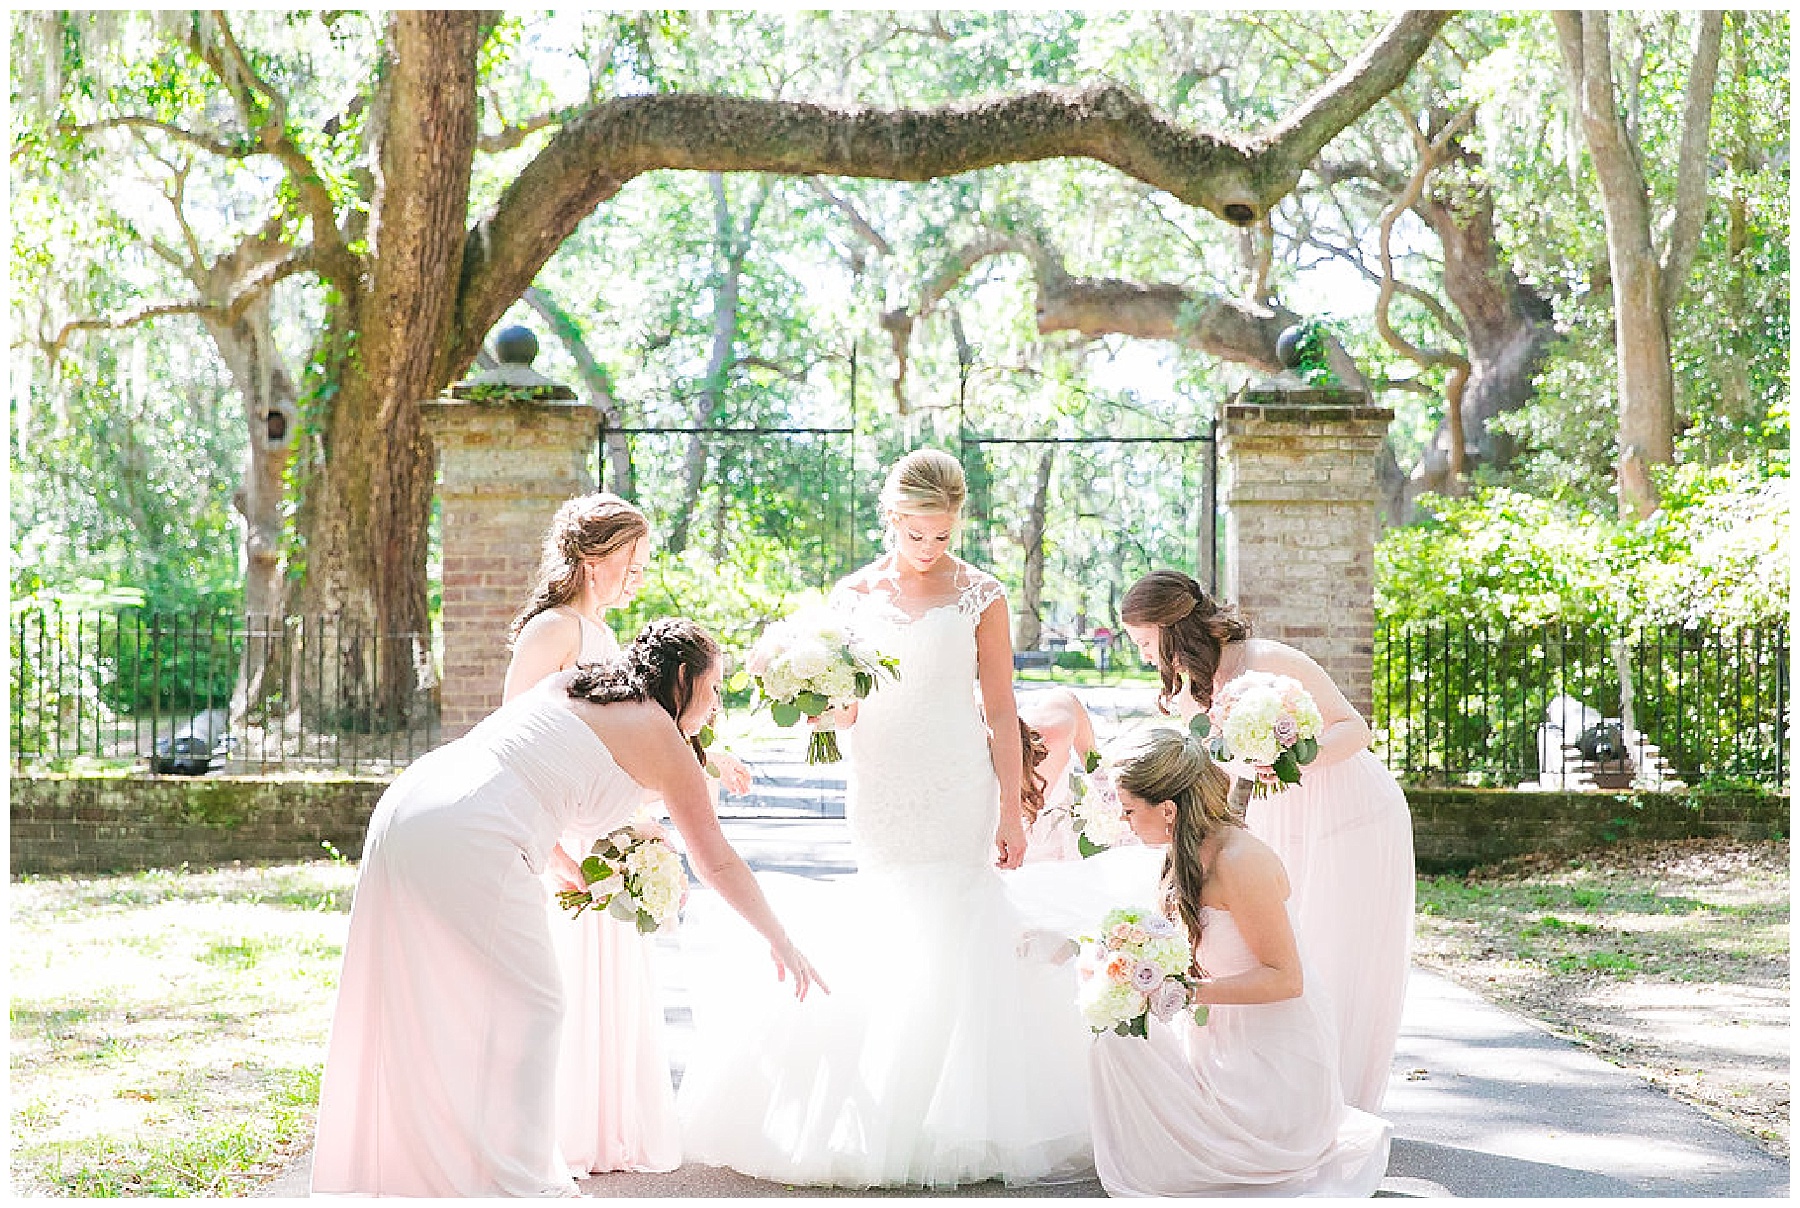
1220, 333, 1392, 721
422, 326, 595, 739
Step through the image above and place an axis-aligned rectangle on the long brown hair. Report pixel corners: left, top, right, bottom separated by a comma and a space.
509, 493, 649, 646
1120, 569, 1251, 714
1111, 727, 1240, 951
568, 618, 718, 765
1018, 719, 1050, 823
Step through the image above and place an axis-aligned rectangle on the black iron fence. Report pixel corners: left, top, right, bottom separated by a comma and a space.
15, 606, 1789, 792
1374, 620, 1789, 791
11, 607, 440, 773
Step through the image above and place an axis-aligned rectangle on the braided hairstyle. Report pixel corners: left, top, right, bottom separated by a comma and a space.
508, 493, 649, 647
567, 618, 719, 765
1120, 569, 1251, 715
1018, 719, 1051, 823
1110, 727, 1240, 954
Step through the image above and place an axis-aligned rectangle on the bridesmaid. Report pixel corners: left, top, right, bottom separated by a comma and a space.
1120, 569, 1413, 1113
504, 492, 749, 1176
311, 620, 821, 1197
1089, 727, 1390, 1197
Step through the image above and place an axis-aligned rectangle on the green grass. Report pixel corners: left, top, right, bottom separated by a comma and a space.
1415, 842, 1789, 985
10, 861, 356, 1196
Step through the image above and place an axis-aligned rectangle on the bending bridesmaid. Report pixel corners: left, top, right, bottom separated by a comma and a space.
311, 620, 819, 1197
506, 493, 753, 1175
1120, 569, 1413, 1112
1089, 728, 1390, 1197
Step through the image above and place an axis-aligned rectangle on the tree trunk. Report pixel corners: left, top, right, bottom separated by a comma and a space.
668, 176, 750, 556
1552, 11, 1721, 520
201, 298, 299, 717
1014, 446, 1056, 652
294, 11, 482, 721
1399, 135, 1555, 510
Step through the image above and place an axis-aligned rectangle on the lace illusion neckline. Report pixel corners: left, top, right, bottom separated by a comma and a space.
865, 594, 965, 626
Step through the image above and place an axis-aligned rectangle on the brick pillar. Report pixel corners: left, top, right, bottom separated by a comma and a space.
1221, 384, 1392, 720
421, 396, 597, 739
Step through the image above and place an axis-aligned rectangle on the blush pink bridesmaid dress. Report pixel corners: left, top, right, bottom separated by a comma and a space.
1089, 906, 1392, 1198
1242, 748, 1414, 1112
547, 613, 681, 1175
310, 681, 644, 1197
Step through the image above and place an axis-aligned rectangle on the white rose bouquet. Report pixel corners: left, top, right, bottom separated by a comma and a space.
745, 607, 899, 763
1067, 755, 1137, 857
1194, 670, 1324, 798
1076, 906, 1208, 1038
557, 824, 688, 935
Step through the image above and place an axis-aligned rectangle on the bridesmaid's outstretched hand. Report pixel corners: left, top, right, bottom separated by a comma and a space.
712, 749, 754, 795
771, 937, 830, 1001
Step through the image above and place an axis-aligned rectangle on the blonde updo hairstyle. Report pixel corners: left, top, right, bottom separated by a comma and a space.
1110, 726, 1240, 952
509, 492, 650, 647
879, 448, 966, 539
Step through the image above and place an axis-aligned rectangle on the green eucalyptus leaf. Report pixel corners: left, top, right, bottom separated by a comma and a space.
770, 700, 802, 727
1188, 713, 1211, 738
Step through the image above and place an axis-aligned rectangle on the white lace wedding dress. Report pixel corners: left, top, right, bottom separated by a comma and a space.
676, 567, 1108, 1188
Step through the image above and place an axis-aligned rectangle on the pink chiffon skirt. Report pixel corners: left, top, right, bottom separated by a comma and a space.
1244, 748, 1414, 1112
1089, 1002, 1391, 1197
547, 869, 681, 1175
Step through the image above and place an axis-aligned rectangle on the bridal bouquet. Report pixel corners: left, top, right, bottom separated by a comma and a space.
1076, 906, 1207, 1038
746, 608, 899, 763
1067, 755, 1136, 857
557, 824, 687, 935
1193, 671, 1324, 798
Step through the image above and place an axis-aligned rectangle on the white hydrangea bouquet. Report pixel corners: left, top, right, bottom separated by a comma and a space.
745, 607, 899, 763
1077, 906, 1208, 1038
1194, 670, 1324, 798
557, 824, 687, 935
1068, 756, 1137, 857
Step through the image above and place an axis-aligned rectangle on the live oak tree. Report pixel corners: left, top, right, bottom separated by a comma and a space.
1551, 10, 1724, 520
21, 9, 1448, 708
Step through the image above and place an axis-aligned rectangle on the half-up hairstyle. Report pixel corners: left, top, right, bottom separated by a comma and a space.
1110, 727, 1240, 954
568, 618, 719, 764
1120, 570, 1251, 714
509, 493, 649, 646
1018, 719, 1051, 823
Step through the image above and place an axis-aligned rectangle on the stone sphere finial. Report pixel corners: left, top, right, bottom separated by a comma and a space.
447, 322, 576, 401
493, 325, 540, 365
1275, 324, 1308, 370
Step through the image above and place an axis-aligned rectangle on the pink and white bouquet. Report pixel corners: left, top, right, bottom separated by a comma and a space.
746, 608, 899, 763
557, 824, 687, 935
1076, 906, 1208, 1038
1067, 757, 1137, 857
1194, 670, 1324, 797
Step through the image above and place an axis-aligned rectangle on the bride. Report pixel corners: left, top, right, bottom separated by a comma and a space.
677, 448, 1124, 1189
